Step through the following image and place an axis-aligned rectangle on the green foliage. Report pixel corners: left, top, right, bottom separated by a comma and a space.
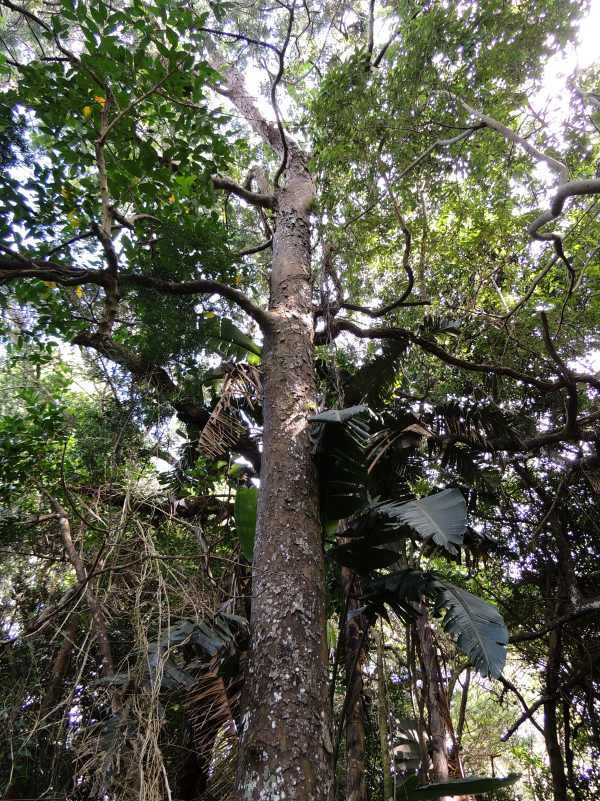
234, 485, 257, 560
396, 772, 519, 800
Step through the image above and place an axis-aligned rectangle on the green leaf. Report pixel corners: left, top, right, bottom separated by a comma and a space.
363, 569, 508, 677
202, 316, 262, 360
329, 543, 400, 572
434, 580, 508, 679
235, 486, 258, 560
364, 567, 435, 621
311, 406, 372, 520
381, 489, 467, 555
309, 404, 371, 423
397, 773, 520, 800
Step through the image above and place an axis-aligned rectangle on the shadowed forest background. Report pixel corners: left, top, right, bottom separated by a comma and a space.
0, 1, 599, 800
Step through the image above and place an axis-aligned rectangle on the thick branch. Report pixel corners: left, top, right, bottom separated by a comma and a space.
72, 332, 261, 470
212, 174, 275, 209
0, 254, 271, 330
120, 272, 272, 330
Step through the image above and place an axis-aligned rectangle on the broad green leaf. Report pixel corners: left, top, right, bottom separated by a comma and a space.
309, 405, 371, 423
329, 543, 400, 572
363, 569, 508, 678
397, 772, 519, 800
434, 580, 508, 679
383, 489, 467, 555
311, 406, 372, 520
235, 486, 258, 560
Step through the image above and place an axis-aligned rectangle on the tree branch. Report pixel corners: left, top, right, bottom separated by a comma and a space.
0, 254, 272, 330
120, 273, 272, 330
212, 174, 275, 209
498, 676, 546, 739
272, 1, 295, 186
454, 94, 600, 271
321, 318, 598, 393
366, 0, 375, 60
510, 601, 600, 644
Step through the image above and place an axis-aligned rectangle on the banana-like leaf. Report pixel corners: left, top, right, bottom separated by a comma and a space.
363, 568, 436, 622
381, 489, 466, 554
329, 543, 400, 572
309, 405, 371, 424
434, 580, 508, 679
310, 406, 372, 520
363, 569, 508, 678
201, 315, 262, 363
234, 486, 258, 560
397, 772, 519, 800
393, 717, 422, 773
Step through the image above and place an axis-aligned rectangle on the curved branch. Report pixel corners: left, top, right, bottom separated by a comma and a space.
324, 318, 600, 393
0, 253, 272, 331
234, 238, 273, 259
212, 174, 275, 209
272, 2, 295, 187
528, 179, 600, 258
455, 95, 600, 269
510, 601, 600, 644
120, 273, 272, 330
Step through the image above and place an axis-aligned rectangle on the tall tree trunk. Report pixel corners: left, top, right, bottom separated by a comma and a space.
376, 628, 394, 801
341, 566, 368, 801
235, 153, 333, 801
415, 608, 450, 788
543, 518, 574, 801
544, 627, 568, 801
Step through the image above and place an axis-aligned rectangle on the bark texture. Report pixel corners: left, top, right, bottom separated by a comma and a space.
235, 146, 333, 801
376, 629, 394, 801
544, 627, 568, 801
341, 567, 368, 801
415, 608, 450, 791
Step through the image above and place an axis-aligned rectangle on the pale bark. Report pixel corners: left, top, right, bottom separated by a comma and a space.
51, 502, 115, 678
216, 62, 333, 801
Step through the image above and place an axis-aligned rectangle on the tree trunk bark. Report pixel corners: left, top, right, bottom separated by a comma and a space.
376, 628, 394, 801
544, 627, 568, 801
415, 607, 450, 791
236, 156, 333, 801
41, 616, 79, 717
341, 566, 368, 801
542, 519, 572, 801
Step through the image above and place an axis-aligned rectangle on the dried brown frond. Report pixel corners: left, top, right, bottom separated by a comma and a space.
199, 363, 262, 458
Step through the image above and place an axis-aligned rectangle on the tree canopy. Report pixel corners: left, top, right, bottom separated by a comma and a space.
0, 1, 599, 800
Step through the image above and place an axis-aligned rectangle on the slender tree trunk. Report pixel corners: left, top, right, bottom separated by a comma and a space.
455, 667, 470, 757
415, 607, 450, 788
542, 518, 574, 801
376, 629, 394, 801
341, 566, 368, 801
235, 155, 333, 801
406, 624, 429, 779
40, 617, 79, 717
51, 502, 115, 678
544, 627, 568, 801
562, 694, 581, 801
